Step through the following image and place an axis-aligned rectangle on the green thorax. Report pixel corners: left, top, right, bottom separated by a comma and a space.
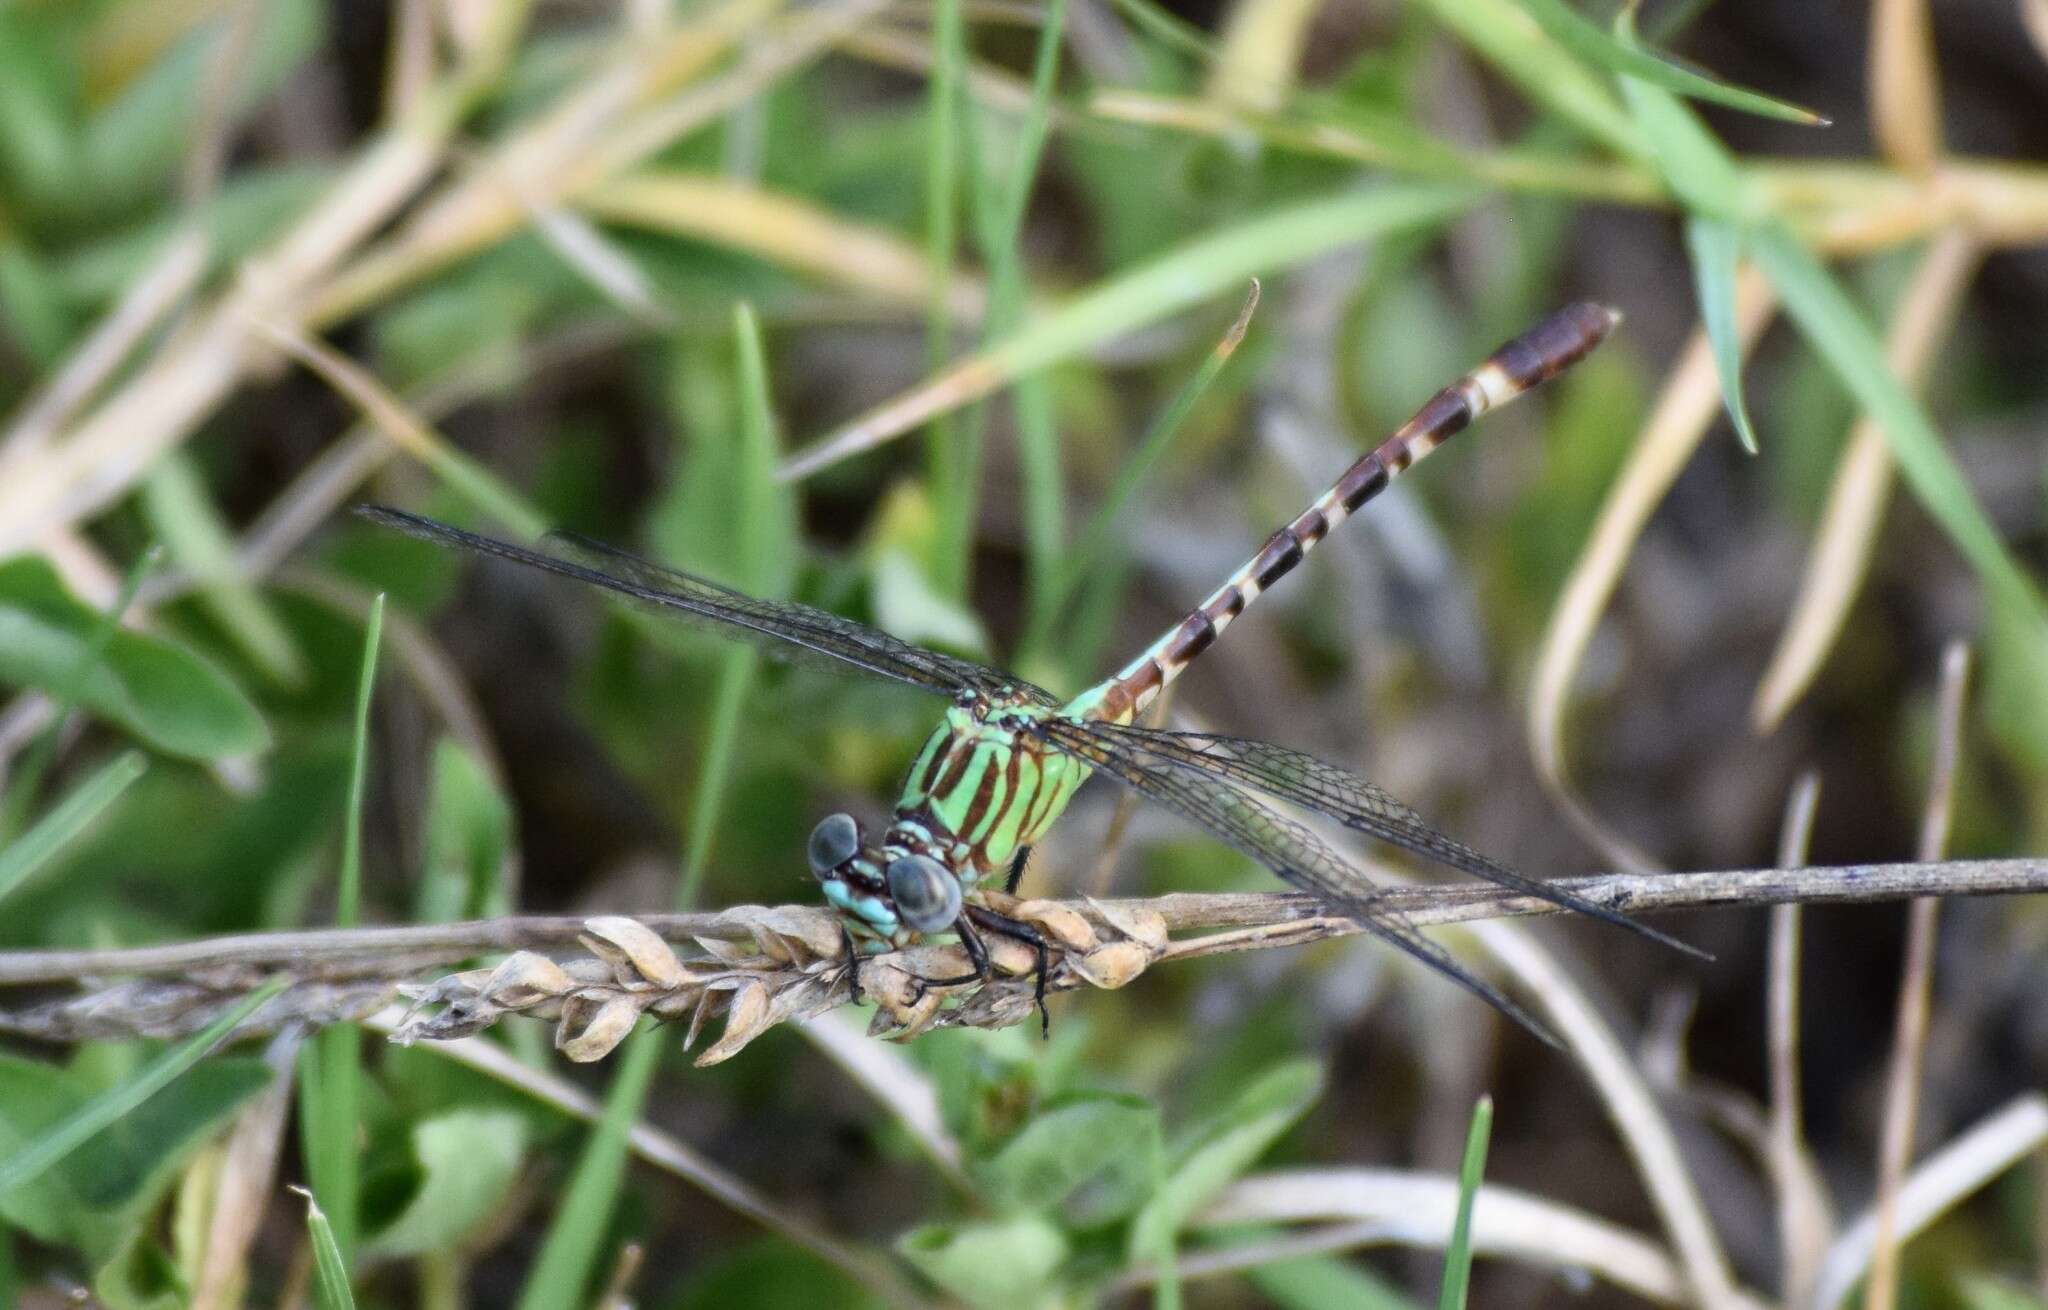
889, 689, 1107, 878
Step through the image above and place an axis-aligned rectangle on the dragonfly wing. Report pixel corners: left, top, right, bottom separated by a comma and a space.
1037, 718, 1559, 1046
358, 507, 1054, 703
544, 529, 1059, 705
1078, 725, 1701, 959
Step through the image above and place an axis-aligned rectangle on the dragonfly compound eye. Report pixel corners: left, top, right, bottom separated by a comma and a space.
885, 854, 962, 933
807, 813, 862, 879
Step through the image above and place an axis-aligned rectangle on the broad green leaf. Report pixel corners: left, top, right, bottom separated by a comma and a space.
0, 557, 268, 760
0, 750, 147, 906
0, 12, 80, 220
80, 0, 321, 211
1129, 1060, 1323, 1271
978, 1092, 1162, 1224
366, 1110, 526, 1257
297, 1187, 358, 1310
1517, 0, 1826, 125
1955, 1276, 2048, 1310
1437, 1095, 1493, 1310
897, 1214, 1068, 1310
866, 483, 992, 656
0, 980, 282, 1223
141, 452, 305, 686
415, 738, 513, 923
1684, 217, 1758, 452
669, 1239, 879, 1310
1252, 1252, 1420, 1310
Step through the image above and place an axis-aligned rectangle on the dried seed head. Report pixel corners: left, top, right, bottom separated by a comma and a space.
1071, 941, 1154, 990
1087, 899, 1169, 950
1013, 900, 1097, 951
697, 980, 772, 1066
579, 917, 684, 989
558, 994, 644, 1062
482, 952, 575, 1008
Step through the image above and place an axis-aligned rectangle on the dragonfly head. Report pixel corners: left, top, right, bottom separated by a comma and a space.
807, 812, 864, 882
884, 853, 963, 933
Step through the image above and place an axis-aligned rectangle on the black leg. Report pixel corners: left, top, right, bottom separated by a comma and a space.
965, 905, 1052, 1038
840, 923, 864, 1005
1003, 845, 1034, 895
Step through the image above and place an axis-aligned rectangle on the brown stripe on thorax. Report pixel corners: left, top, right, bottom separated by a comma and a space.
958, 752, 1003, 841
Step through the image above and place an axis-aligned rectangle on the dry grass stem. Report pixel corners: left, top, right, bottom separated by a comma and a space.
1870, 0, 1943, 176
1179, 1167, 1730, 1306
190, 1031, 301, 1310
1751, 232, 1980, 731
0, 228, 209, 468
1466, 917, 1743, 1308
1863, 642, 1972, 1310
1529, 265, 1777, 871
1771, 771, 1836, 1306
1814, 1094, 2048, 1310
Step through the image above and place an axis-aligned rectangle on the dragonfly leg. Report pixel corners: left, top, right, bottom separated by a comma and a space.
839, 923, 864, 1005
1003, 845, 1033, 895
963, 905, 1051, 1038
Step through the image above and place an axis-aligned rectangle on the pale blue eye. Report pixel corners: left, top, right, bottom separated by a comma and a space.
886, 855, 962, 933
808, 813, 861, 879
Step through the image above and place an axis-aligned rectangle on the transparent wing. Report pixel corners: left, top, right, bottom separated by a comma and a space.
1037, 717, 1559, 1046
359, 507, 1056, 704
1073, 724, 1702, 959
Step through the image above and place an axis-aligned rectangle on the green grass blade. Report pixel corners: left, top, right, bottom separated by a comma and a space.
512, 1004, 662, 1308
1684, 216, 1758, 453
337, 593, 383, 929
1516, 0, 1828, 125
0, 975, 286, 1199
517, 307, 782, 1306
1748, 223, 2048, 636
1437, 1094, 1494, 1310
1413, 0, 1642, 158
1023, 279, 1260, 663
924, 0, 968, 600
783, 185, 1475, 481
295, 1186, 360, 1310
0, 749, 147, 907
297, 593, 384, 1266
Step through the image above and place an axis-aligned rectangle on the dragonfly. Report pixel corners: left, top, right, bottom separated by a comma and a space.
360, 301, 1698, 1048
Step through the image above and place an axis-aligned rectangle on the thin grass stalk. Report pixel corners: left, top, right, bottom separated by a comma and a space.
1750, 232, 1980, 732
1863, 642, 1972, 1310
1528, 267, 1776, 870
1869, 0, 1943, 177
1022, 279, 1260, 665
1771, 772, 1835, 1306
296, 595, 385, 1268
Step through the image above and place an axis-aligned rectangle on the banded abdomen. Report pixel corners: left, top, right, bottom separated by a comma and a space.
1071, 302, 1619, 726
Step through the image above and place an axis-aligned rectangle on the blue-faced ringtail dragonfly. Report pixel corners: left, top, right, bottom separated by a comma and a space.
360, 301, 1698, 1047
